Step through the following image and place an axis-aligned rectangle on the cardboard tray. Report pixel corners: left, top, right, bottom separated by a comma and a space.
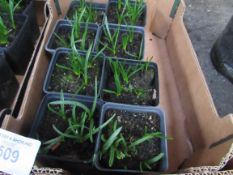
1, 0, 233, 173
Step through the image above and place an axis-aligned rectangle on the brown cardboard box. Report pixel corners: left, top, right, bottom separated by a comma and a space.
1, 0, 233, 173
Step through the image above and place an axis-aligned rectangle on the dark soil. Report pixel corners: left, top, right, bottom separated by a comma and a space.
48, 52, 103, 96
99, 28, 143, 60
51, 25, 96, 51
103, 63, 157, 106
107, 3, 146, 26
0, 15, 24, 47
67, 5, 105, 24
100, 109, 161, 170
37, 103, 99, 161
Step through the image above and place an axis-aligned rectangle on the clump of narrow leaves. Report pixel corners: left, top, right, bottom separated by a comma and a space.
42, 79, 114, 153
104, 59, 151, 98
100, 116, 166, 171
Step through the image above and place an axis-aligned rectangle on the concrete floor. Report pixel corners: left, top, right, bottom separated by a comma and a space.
184, 0, 233, 116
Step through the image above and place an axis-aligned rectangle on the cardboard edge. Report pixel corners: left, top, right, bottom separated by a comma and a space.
1, 1, 53, 134
11, 0, 49, 117
166, 0, 233, 167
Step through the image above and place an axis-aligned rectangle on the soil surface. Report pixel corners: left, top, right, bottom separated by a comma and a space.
103, 63, 157, 106
100, 109, 161, 170
67, 5, 105, 24
0, 15, 24, 47
51, 25, 96, 51
37, 103, 99, 161
107, 3, 146, 26
48, 52, 102, 96
99, 29, 143, 60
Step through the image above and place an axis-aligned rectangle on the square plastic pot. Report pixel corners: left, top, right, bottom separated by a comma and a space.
95, 24, 145, 61
29, 94, 103, 172
43, 48, 106, 101
94, 102, 168, 173
45, 20, 100, 54
65, 0, 107, 24
101, 58, 159, 106
106, 0, 147, 27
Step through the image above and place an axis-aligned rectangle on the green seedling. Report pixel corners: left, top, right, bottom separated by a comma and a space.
54, 8, 91, 50
116, 1, 127, 24
0, 0, 22, 29
68, 0, 99, 23
104, 60, 148, 97
121, 29, 142, 59
99, 16, 121, 56
122, 34, 129, 51
56, 42, 106, 94
139, 153, 164, 171
113, 0, 145, 25
100, 115, 166, 169
0, 17, 9, 45
100, 16, 142, 59
43, 78, 115, 152
125, 0, 145, 25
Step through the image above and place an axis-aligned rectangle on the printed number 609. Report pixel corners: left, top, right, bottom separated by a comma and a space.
0, 145, 19, 163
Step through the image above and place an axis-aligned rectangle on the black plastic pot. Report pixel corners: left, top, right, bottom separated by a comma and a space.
0, 53, 19, 110
101, 58, 159, 106
29, 94, 103, 172
65, 1, 107, 24
0, 14, 34, 74
23, 1, 40, 44
106, 0, 147, 27
45, 20, 100, 54
95, 24, 145, 60
94, 102, 168, 173
43, 48, 106, 100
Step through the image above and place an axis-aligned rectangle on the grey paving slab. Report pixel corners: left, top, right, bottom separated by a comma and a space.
184, 0, 233, 116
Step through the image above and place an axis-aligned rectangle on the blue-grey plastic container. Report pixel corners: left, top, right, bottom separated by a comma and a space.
94, 102, 168, 173
43, 48, 106, 101
101, 58, 159, 106
95, 24, 145, 61
106, 0, 147, 27
65, 0, 107, 24
29, 94, 103, 172
45, 20, 100, 54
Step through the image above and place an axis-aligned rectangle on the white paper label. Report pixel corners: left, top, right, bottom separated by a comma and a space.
0, 129, 41, 175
